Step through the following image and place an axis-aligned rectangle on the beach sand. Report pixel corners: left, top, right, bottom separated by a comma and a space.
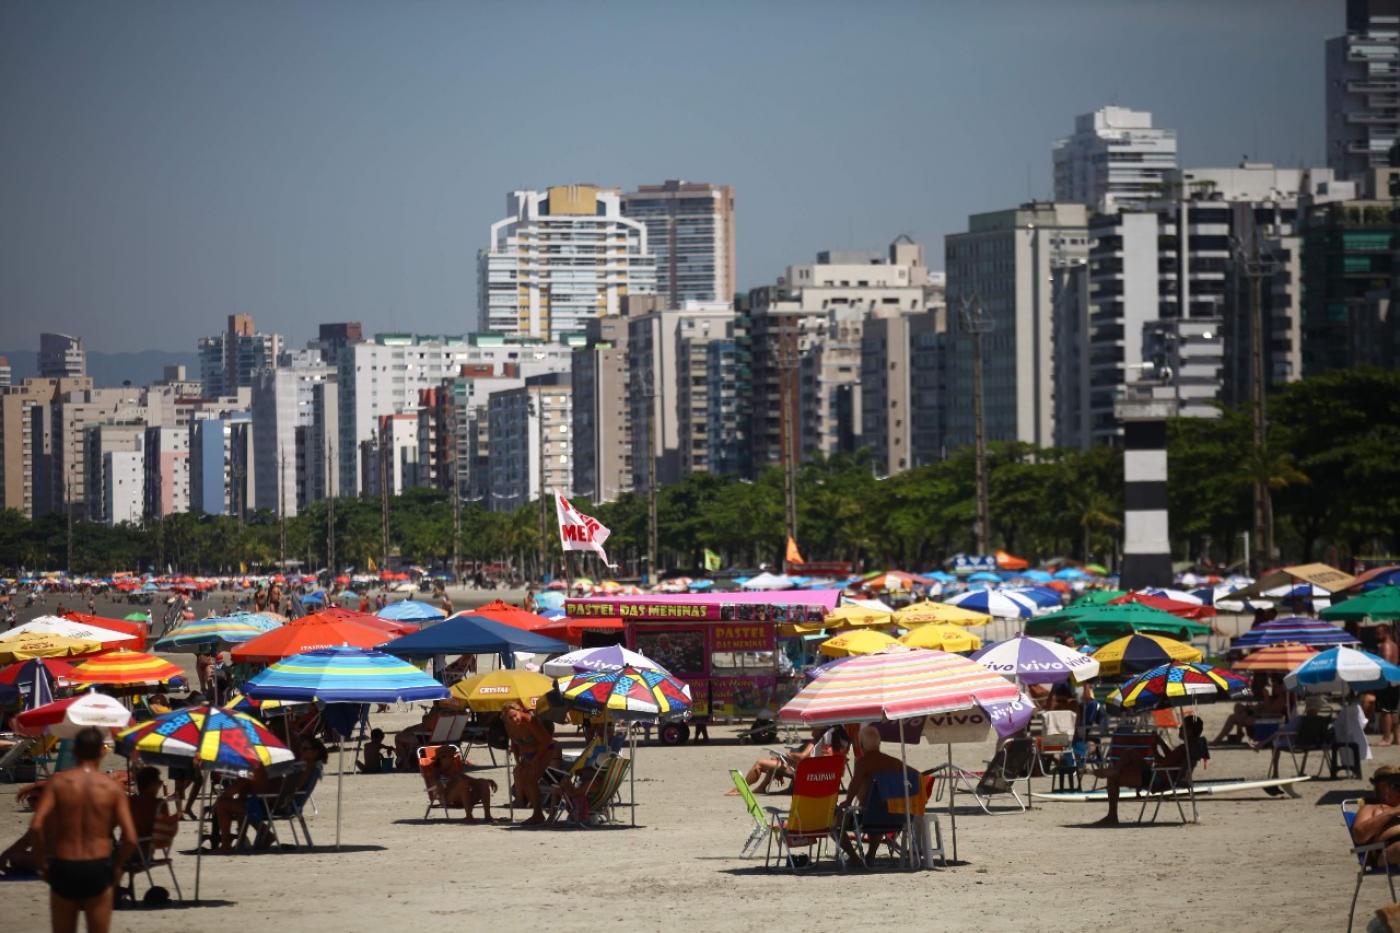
0, 592, 1386, 932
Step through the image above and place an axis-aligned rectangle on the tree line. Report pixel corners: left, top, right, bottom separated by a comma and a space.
0, 368, 1394, 576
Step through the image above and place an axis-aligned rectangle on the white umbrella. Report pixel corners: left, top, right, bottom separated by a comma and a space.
16, 692, 134, 738
1, 615, 136, 645
741, 572, 795, 590
541, 645, 667, 678
1141, 588, 1205, 606
970, 635, 1101, 684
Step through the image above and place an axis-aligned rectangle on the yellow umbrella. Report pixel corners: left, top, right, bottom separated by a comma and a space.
898, 625, 983, 653
821, 605, 895, 630
819, 630, 899, 658
449, 669, 555, 712
0, 632, 101, 664
1092, 633, 1202, 678
893, 601, 991, 628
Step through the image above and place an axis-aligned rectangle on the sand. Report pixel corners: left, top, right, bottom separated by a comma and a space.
0, 592, 1387, 932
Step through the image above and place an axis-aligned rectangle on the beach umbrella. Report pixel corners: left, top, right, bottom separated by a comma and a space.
15, 693, 134, 738
898, 625, 983, 653
24, 658, 55, 710
1231, 617, 1355, 649
1, 615, 138, 647
1109, 661, 1250, 710
554, 665, 692, 721
1109, 592, 1216, 620
224, 690, 299, 717
1232, 643, 1319, 674
0, 657, 77, 702
245, 646, 450, 848
819, 630, 900, 658
69, 649, 185, 688
541, 645, 667, 678
1027, 602, 1213, 645
470, 600, 554, 631
59, 612, 148, 648
820, 604, 895, 630
1084, 564, 1110, 576
1092, 634, 1203, 678
230, 611, 394, 663
533, 591, 567, 612
1019, 570, 1054, 584
1106, 661, 1250, 823
1322, 586, 1400, 623
123, 612, 151, 622
943, 589, 1039, 620
1264, 582, 1335, 604
1195, 585, 1273, 613
154, 613, 283, 652
449, 669, 555, 711
377, 600, 446, 623
1283, 646, 1400, 694
894, 601, 991, 628
1069, 589, 1127, 607
533, 616, 624, 646
378, 614, 567, 660
965, 571, 1003, 584
972, 634, 1101, 684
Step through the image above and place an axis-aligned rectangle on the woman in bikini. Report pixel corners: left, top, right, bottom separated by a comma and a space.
502, 701, 561, 825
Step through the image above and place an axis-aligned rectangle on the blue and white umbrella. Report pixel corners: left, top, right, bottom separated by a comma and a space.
1007, 586, 1064, 609
971, 634, 1100, 684
944, 589, 1039, 620
1283, 646, 1400, 694
377, 600, 446, 623
1263, 583, 1333, 607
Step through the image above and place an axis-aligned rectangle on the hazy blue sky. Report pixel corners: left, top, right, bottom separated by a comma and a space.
0, 0, 1338, 352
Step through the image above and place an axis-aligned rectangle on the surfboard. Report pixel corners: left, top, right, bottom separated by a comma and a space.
1030, 776, 1310, 802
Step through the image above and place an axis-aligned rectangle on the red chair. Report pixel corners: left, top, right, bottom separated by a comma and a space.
763, 757, 842, 871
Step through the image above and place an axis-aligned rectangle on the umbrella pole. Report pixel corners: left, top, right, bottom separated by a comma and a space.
1184, 716, 1198, 824
947, 742, 958, 864
898, 730, 913, 870
335, 739, 344, 849
194, 776, 210, 901
629, 721, 636, 827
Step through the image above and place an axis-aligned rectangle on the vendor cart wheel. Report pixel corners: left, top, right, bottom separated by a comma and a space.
658, 723, 690, 746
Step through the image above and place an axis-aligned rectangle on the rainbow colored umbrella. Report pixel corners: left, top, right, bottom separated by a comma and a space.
70, 649, 185, 688
1107, 661, 1250, 710
154, 613, 283, 652
555, 665, 692, 721
1231, 617, 1355, 649
114, 704, 297, 776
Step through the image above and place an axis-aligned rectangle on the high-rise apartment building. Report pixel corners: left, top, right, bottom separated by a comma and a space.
1302, 197, 1400, 374
486, 373, 573, 512
198, 315, 282, 399
478, 186, 657, 340
190, 413, 253, 518
859, 303, 945, 475
48, 386, 150, 519
704, 304, 753, 478
143, 426, 190, 520
571, 315, 632, 503
1327, 0, 1400, 187
252, 359, 335, 517
1053, 107, 1178, 213
0, 357, 11, 389
945, 202, 1090, 450
83, 423, 146, 526
39, 333, 86, 379
0, 377, 89, 518
622, 181, 736, 306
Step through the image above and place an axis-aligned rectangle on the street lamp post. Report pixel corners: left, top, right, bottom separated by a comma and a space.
959, 295, 994, 555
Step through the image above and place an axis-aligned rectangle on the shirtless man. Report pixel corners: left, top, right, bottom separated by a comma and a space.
29, 727, 138, 933
1092, 715, 1209, 825
835, 725, 908, 867
1353, 766, 1400, 864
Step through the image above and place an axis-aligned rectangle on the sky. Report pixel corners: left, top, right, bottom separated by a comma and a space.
0, 0, 1339, 353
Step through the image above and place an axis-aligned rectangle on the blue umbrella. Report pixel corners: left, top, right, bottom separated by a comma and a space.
1020, 570, 1054, 583
301, 591, 326, 605
1008, 586, 1063, 609
967, 572, 1002, 584
25, 660, 55, 711
533, 591, 566, 611
1283, 646, 1400, 694
1231, 617, 1356, 649
687, 580, 715, 591
377, 600, 446, 623
1053, 567, 1088, 580
378, 613, 567, 660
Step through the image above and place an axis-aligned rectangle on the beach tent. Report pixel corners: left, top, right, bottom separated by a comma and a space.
378, 614, 566, 661
1228, 563, 1355, 601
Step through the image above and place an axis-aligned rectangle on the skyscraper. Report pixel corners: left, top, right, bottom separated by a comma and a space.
38, 333, 86, 379
198, 315, 282, 399
622, 180, 736, 306
1327, 0, 1400, 186
1053, 107, 1178, 213
478, 185, 657, 340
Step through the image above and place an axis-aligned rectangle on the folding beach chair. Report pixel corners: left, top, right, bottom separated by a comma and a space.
1342, 798, 1399, 933
849, 767, 926, 867
731, 769, 772, 857
581, 755, 630, 825
0, 736, 35, 782
460, 717, 498, 767
125, 798, 183, 903
418, 746, 460, 820
247, 766, 321, 848
763, 757, 841, 872
965, 738, 1036, 814
1283, 714, 1337, 778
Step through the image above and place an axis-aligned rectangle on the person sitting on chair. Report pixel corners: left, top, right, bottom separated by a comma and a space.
835, 725, 907, 867
727, 727, 826, 796
128, 768, 165, 852
1352, 766, 1400, 865
1092, 715, 1208, 826
394, 707, 445, 771
357, 729, 392, 774
424, 744, 498, 823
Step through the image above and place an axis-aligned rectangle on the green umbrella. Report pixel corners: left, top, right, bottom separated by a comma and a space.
122, 612, 150, 622
1069, 589, 1127, 608
1321, 585, 1400, 623
1027, 601, 1212, 646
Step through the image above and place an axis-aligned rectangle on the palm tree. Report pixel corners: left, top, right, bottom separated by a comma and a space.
1073, 488, 1121, 564
1237, 445, 1308, 570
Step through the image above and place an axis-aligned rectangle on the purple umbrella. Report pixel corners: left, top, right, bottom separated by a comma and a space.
970, 634, 1101, 684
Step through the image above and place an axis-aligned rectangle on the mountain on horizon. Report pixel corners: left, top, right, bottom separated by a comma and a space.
1, 349, 201, 389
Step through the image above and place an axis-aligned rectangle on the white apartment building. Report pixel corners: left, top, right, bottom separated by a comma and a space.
1053, 107, 1178, 213
103, 449, 145, 527
1327, 0, 1400, 186
478, 185, 657, 340
944, 204, 1090, 450
252, 359, 335, 516
486, 373, 572, 512
336, 334, 576, 496
622, 180, 736, 306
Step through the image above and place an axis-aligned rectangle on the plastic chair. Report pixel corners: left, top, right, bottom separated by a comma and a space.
125, 798, 183, 901
763, 757, 841, 871
966, 738, 1036, 813
1343, 798, 1399, 933
418, 746, 459, 820
851, 767, 926, 867
730, 769, 771, 857
249, 766, 320, 848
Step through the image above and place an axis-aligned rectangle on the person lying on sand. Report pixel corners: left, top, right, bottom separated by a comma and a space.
1092, 716, 1208, 826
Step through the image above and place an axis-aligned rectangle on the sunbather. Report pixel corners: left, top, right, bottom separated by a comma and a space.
835, 725, 907, 867
395, 708, 446, 771
1092, 715, 1208, 825
424, 744, 497, 822
1352, 765, 1400, 864
727, 727, 828, 796
1213, 675, 1286, 745
503, 701, 560, 825
128, 768, 164, 850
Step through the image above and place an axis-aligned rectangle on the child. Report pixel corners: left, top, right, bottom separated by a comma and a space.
358, 728, 392, 774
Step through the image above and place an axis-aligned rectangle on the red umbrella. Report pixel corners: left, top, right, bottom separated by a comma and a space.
229, 609, 392, 663
1109, 592, 1217, 620
467, 600, 552, 632
0, 657, 79, 686
16, 693, 134, 737
535, 616, 624, 645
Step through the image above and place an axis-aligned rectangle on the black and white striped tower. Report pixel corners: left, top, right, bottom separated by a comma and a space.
1117, 393, 1177, 590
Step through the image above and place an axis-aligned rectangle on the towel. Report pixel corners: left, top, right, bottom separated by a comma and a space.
1041, 709, 1076, 741
1334, 700, 1372, 762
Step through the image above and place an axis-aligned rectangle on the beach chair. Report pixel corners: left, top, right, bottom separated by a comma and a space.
849, 767, 926, 867
580, 755, 630, 825
125, 798, 183, 903
247, 766, 321, 849
763, 757, 842, 872
1283, 714, 1337, 778
460, 717, 498, 767
0, 736, 35, 782
1343, 798, 1399, 933
417, 746, 460, 820
1033, 711, 1077, 778
967, 738, 1036, 814
731, 769, 772, 857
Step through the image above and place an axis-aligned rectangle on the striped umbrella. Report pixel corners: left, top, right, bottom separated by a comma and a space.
1283, 646, 1400, 694
898, 624, 983, 653
1092, 633, 1203, 678
1141, 588, 1205, 605
943, 589, 1039, 620
1232, 642, 1318, 674
70, 649, 185, 688
243, 646, 451, 703
972, 634, 1101, 683
1231, 617, 1356, 649
893, 601, 990, 628
555, 665, 692, 721
778, 646, 1026, 732
1108, 661, 1250, 710
154, 613, 283, 652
